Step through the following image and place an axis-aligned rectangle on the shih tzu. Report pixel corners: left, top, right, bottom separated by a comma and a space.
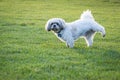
45, 10, 106, 48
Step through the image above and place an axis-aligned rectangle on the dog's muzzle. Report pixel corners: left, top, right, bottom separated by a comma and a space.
51, 25, 58, 31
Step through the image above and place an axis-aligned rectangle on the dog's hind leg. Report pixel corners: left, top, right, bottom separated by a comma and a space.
84, 30, 95, 47
92, 22, 106, 37
96, 26, 106, 37
100, 27, 106, 37
85, 36, 93, 47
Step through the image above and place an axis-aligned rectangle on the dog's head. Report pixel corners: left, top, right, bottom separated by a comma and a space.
45, 18, 66, 33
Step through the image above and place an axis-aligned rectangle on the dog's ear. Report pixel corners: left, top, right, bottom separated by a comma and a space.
58, 18, 66, 29
45, 19, 51, 31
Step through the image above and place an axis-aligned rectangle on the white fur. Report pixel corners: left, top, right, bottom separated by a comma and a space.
45, 10, 106, 48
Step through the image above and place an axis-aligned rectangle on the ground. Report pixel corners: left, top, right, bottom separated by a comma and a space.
0, 0, 120, 80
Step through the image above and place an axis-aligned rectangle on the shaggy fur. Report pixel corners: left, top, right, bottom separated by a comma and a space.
45, 10, 106, 48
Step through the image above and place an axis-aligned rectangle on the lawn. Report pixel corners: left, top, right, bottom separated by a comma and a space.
0, 0, 120, 80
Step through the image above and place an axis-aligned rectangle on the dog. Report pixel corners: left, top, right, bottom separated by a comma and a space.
45, 10, 106, 48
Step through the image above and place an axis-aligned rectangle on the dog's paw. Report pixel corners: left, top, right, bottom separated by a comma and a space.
103, 34, 106, 37
66, 43, 74, 48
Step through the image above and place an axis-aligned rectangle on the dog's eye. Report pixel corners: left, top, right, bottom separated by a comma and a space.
51, 23, 54, 25
56, 23, 59, 25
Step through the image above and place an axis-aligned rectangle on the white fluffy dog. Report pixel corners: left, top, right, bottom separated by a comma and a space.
45, 10, 106, 48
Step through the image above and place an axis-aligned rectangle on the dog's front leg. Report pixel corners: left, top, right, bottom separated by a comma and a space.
66, 43, 74, 48
66, 40, 74, 48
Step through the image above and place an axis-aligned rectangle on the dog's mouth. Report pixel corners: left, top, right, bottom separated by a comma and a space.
52, 28, 58, 32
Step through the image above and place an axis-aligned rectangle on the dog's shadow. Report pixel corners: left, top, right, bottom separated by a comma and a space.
71, 46, 120, 61
72, 46, 88, 54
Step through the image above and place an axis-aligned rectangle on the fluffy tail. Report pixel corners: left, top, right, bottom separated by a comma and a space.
80, 10, 94, 20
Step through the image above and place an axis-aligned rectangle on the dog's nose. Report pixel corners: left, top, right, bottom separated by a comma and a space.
53, 24, 56, 28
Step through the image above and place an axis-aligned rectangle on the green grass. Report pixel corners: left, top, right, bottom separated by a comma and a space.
0, 0, 120, 80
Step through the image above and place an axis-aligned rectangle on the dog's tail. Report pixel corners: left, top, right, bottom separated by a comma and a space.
80, 10, 94, 20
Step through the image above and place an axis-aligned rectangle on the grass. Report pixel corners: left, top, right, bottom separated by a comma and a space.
0, 0, 120, 80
